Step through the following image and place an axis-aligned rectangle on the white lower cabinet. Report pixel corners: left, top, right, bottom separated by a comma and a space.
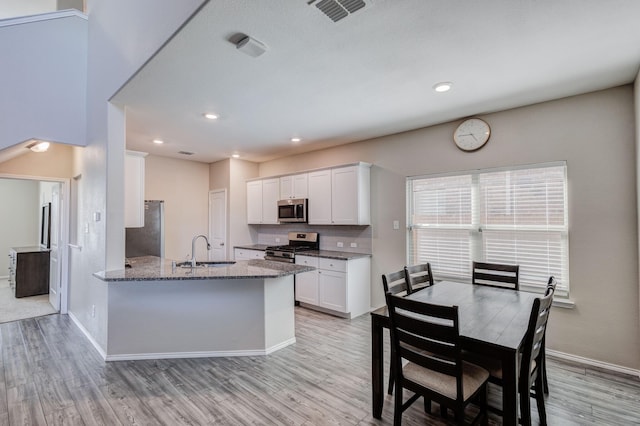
234, 248, 265, 260
295, 255, 370, 319
294, 256, 319, 305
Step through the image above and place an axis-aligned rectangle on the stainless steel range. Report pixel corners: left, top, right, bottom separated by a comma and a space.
265, 232, 319, 263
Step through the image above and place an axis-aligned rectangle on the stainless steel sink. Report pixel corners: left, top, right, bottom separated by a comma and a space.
175, 261, 236, 268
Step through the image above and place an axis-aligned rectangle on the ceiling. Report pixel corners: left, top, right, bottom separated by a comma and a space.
113, 0, 640, 164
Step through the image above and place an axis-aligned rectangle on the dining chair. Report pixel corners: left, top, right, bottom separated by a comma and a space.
381, 270, 410, 395
404, 263, 434, 294
467, 286, 554, 425
541, 276, 557, 394
386, 293, 489, 426
472, 261, 520, 290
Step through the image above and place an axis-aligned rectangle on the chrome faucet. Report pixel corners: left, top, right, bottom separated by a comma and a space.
191, 234, 211, 267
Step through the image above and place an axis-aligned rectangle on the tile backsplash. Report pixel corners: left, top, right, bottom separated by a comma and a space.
255, 224, 372, 253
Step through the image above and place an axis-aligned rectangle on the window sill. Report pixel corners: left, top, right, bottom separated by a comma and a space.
552, 298, 575, 309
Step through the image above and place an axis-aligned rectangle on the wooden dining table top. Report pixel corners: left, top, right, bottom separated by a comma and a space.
374, 280, 540, 352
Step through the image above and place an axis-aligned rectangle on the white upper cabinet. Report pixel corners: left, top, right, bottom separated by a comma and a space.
280, 173, 308, 199
246, 180, 263, 224
124, 150, 147, 228
308, 163, 370, 225
331, 164, 370, 225
307, 169, 332, 225
247, 178, 280, 224
261, 178, 279, 224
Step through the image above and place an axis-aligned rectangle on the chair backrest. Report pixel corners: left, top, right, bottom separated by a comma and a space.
545, 276, 557, 296
404, 263, 434, 294
520, 287, 554, 382
472, 261, 520, 290
386, 293, 464, 401
382, 270, 409, 297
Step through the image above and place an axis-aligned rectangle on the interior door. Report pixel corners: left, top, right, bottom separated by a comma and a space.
49, 183, 61, 310
209, 189, 227, 261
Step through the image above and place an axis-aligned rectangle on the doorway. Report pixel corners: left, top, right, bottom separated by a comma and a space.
208, 189, 227, 261
0, 175, 70, 322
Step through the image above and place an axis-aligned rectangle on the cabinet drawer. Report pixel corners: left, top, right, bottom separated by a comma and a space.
295, 255, 318, 267
318, 258, 346, 272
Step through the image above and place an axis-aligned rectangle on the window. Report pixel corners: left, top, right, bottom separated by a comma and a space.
407, 163, 568, 295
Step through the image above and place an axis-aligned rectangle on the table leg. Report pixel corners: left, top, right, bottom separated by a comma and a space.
371, 315, 384, 419
501, 351, 519, 426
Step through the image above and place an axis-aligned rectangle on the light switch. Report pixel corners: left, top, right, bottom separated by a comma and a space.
93, 212, 101, 222
350, 242, 357, 248
337, 242, 344, 248
393, 220, 400, 230
84, 223, 89, 234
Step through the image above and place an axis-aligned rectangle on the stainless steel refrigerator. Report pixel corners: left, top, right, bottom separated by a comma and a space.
125, 200, 165, 258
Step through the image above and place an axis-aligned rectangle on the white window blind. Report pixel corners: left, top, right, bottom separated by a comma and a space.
408, 163, 569, 295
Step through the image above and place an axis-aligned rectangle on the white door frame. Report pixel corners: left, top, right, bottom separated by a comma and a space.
208, 188, 228, 261
0, 173, 70, 314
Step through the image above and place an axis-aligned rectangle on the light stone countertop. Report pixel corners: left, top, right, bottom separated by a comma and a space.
94, 256, 315, 282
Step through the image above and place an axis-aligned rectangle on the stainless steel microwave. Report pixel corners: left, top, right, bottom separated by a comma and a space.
278, 198, 307, 223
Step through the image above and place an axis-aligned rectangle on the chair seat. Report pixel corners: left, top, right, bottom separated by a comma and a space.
403, 360, 489, 400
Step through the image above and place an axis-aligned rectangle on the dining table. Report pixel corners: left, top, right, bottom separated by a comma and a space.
371, 280, 540, 426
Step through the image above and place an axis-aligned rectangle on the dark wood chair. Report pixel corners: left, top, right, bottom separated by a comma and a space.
386, 293, 489, 426
404, 263, 434, 294
467, 286, 554, 425
472, 261, 520, 290
541, 276, 557, 394
381, 270, 410, 395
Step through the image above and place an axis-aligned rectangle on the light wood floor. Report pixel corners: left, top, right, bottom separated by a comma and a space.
1, 307, 639, 425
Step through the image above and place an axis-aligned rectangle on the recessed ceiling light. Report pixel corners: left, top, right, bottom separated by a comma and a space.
291, 137, 301, 143
204, 113, 218, 120
232, 154, 240, 158
433, 82, 453, 93
153, 139, 164, 144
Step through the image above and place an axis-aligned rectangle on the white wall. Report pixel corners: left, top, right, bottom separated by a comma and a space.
0, 12, 87, 151
259, 86, 640, 370
145, 155, 210, 261
0, 180, 39, 274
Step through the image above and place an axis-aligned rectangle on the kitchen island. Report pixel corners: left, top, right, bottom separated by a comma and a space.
94, 256, 314, 361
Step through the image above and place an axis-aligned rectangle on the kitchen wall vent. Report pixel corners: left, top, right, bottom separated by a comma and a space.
312, 0, 366, 22
178, 151, 194, 156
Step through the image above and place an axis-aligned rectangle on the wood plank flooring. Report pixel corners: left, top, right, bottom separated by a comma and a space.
0, 307, 639, 425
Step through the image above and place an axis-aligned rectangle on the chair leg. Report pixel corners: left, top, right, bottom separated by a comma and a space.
393, 384, 403, 426
535, 373, 547, 426
519, 380, 532, 426
480, 385, 488, 426
423, 397, 432, 414
388, 367, 394, 395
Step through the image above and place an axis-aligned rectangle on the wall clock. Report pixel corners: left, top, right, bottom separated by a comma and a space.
453, 118, 491, 152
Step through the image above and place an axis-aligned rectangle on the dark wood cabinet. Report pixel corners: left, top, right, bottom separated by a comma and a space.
8, 247, 50, 298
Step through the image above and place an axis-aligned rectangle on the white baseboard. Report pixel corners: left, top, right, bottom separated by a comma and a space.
547, 349, 640, 378
0, 275, 8, 280
68, 311, 107, 361
105, 337, 296, 361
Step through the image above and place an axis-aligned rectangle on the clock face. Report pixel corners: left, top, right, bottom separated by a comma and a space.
453, 118, 491, 152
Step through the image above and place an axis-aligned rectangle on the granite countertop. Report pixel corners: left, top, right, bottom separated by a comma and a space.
234, 244, 271, 251
233, 245, 371, 260
94, 256, 315, 282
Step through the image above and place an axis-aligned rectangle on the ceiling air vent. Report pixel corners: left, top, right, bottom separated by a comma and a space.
178, 151, 194, 156
313, 0, 366, 22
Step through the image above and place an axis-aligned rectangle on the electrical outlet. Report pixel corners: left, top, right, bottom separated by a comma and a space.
393, 220, 400, 230
91, 304, 96, 318
85, 223, 89, 234
337, 242, 344, 248
350, 242, 357, 248
275, 238, 281, 243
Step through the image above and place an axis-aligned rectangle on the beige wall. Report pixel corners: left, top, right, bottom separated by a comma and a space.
259, 86, 640, 370
0, 143, 74, 178
145, 155, 210, 261
0, 179, 39, 274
